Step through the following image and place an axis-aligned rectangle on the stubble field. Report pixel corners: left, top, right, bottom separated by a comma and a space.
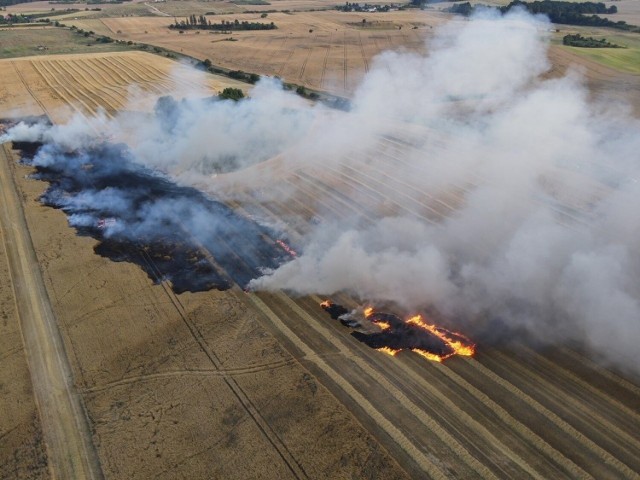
1, 4, 640, 480
0, 50, 249, 122
69, 10, 441, 96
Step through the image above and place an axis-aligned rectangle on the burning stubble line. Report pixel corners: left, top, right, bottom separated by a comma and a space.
311, 297, 571, 478
245, 293, 449, 480
275, 293, 500, 480
463, 358, 640, 480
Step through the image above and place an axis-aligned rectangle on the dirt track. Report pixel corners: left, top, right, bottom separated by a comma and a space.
0, 144, 102, 479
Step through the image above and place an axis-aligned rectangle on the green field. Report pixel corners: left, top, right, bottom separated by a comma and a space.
550, 29, 640, 74
566, 44, 640, 73
0, 25, 130, 59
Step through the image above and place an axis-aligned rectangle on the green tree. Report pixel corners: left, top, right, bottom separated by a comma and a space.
219, 87, 245, 101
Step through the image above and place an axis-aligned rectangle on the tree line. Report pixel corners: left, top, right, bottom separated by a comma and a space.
563, 33, 624, 48
0, 0, 36, 7
447, 0, 639, 31
169, 15, 276, 31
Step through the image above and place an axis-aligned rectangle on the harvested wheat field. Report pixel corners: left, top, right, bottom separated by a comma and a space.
0, 51, 249, 122
1, 6, 640, 480
66, 10, 441, 96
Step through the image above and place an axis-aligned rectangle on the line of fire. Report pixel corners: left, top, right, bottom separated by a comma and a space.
321, 300, 476, 362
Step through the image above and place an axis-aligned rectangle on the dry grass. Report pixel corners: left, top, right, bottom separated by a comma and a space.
77, 11, 443, 96
0, 51, 250, 122
0, 25, 130, 59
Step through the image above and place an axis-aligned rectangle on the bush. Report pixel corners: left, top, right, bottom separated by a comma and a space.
219, 87, 245, 101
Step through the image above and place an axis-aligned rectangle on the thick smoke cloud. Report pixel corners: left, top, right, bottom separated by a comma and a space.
3, 10, 640, 373
251, 11, 640, 372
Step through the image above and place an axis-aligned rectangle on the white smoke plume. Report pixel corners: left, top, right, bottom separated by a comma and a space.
250, 10, 640, 372
3, 9, 640, 373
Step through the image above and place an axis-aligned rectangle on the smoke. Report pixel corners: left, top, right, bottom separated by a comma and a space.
3, 9, 640, 372
251, 10, 640, 372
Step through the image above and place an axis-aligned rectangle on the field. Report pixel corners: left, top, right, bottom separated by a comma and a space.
1, 3, 640, 479
1, 46, 640, 480
54, 10, 640, 104
0, 25, 131, 59
0, 50, 249, 122
552, 29, 640, 75
65, 10, 440, 96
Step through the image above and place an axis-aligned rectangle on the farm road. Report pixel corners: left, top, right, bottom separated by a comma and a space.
0, 144, 103, 480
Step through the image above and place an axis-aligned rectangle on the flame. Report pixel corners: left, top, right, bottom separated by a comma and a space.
377, 347, 401, 356
276, 239, 297, 257
412, 349, 447, 363
407, 314, 476, 358
319, 301, 475, 363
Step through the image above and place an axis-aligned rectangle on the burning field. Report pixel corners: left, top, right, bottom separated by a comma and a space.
21, 140, 296, 293
1, 7, 640, 480
321, 300, 475, 362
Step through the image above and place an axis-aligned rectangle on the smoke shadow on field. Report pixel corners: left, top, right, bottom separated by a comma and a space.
19, 141, 295, 294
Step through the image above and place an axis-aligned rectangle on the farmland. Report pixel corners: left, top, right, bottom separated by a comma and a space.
64, 11, 438, 96
55, 12, 640, 106
0, 50, 249, 122
1, 1, 640, 479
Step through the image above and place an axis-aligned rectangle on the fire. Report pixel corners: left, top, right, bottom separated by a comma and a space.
412, 349, 446, 363
276, 239, 297, 257
377, 347, 401, 356
319, 301, 475, 363
407, 314, 475, 358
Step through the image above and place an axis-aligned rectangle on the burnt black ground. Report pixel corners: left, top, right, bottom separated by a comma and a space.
21, 141, 294, 293
321, 302, 454, 356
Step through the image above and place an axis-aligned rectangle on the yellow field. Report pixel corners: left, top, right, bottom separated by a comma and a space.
0, 51, 249, 122
1, 8, 640, 480
65, 11, 443, 96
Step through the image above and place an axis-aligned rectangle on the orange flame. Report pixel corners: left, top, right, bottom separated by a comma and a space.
412, 349, 447, 363
320, 300, 332, 308
276, 239, 298, 257
363, 306, 374, 318
375, 320, 391, 331
377, 347, 401, 356
407, 314, 475, 358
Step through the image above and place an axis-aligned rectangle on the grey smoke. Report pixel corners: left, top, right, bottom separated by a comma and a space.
4, 9, 640, 373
